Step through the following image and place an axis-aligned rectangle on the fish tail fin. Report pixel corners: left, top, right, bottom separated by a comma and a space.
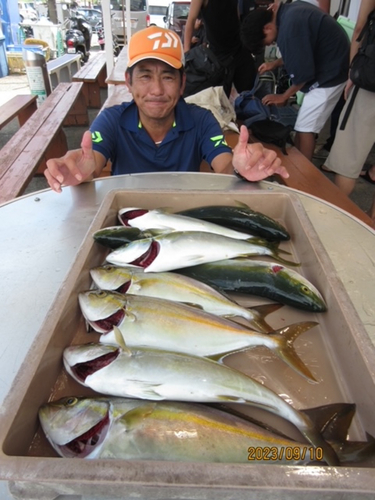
299, 403, 373, 466
301, 402, 356, 442
333, 432, 375, 465
249, 303, 284, 333
270, 321, 319, 381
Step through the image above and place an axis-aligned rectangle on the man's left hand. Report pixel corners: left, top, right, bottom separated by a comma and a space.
232, 125, 289, 181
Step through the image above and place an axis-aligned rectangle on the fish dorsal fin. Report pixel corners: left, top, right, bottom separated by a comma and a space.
113, 326, 132, 356
234, 200, 250, 209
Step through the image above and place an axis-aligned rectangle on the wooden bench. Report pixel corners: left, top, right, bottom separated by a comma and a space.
222, 130, 373, 227
0, 95, 37, 130
73, 52, 108, 108
0, 82, 89, 205
106, 45, 128, 85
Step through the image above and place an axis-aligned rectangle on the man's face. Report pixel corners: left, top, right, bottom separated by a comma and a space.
263, 22, 277, 46
126, 60, 185, 122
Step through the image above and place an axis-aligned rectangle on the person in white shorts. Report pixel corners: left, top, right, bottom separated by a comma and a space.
240, 1, 349, 160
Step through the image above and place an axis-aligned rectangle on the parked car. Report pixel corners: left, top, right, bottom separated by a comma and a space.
76, 8, 102, 31
149, 0, 168, 27
164, 0, 190, 41
110, 0, 150, 46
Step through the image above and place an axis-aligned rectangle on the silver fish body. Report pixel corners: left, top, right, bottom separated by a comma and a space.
78, 290, 317, 380
39, 396, 319, 464
106, 231, 295, 272
89, 266, 279, 332
62, 343, 339, 465
118, 207, 254, 240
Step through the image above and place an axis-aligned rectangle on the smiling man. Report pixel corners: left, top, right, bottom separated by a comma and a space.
44, 27, 288, 193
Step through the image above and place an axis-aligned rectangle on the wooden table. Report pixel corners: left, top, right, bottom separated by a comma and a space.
106, 45, 128, 85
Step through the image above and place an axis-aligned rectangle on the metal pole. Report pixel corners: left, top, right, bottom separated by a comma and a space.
102, 0, 114, 74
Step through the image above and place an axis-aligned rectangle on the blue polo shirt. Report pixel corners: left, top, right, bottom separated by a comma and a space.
276, 2, 349, 93
90, 98, 231, 175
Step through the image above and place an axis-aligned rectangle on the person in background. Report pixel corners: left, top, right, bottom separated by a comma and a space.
296, 0, 331, 13
183, 0, 256, 96
240, 1, 349, 161
323, 0, 375, 227
44, 27, 288, 193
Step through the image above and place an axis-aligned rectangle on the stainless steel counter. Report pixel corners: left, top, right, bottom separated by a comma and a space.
0, 173, 374, 499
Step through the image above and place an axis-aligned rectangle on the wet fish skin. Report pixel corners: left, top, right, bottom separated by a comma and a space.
38, 396, 326, 464
177, 204, 290, 242
62, 342, 339, 465
89, 265, 280, 332
179, 258, 327, 312
105, 231, 298, 273
93, 226, 165, 250
118, 207, 258, 240
78, 290, 317, 380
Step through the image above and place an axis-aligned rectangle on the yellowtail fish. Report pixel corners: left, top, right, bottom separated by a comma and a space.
118, 207, 259, 240
78, 290, 317, 380
106, 231, 298, 272
39, 397, 374, 465
179, 259, 327, 312
62, 340, 339, 465
89, 265, 282, 332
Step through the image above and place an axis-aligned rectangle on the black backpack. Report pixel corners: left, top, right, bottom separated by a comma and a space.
183, 45, 234, 98
350, 9, 375, 92
340, 9, 375, 130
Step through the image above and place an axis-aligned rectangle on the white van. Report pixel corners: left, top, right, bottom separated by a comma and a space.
110, 0, 150, 46
148, 0, 169, 27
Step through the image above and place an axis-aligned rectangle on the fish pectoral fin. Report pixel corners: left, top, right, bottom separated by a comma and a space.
126, 380, 164, 400
113, 326, 132, 356
119, 404, 156, 429
180, 301, 205, 310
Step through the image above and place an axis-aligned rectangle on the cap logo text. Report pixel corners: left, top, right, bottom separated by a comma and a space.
148, 31, 179, 50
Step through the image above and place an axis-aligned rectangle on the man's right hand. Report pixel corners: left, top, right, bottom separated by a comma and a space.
44, 131, 97, 193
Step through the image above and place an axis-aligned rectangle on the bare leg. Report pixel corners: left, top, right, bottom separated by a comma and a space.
294, 132, 316, 161
334, 174, 356, 196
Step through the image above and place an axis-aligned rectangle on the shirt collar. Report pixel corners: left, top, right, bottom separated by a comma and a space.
120, 98, 195, 134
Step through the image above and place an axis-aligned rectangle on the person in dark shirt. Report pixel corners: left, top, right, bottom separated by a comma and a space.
44, 27, 288, 193
184, 0, 256, 96
240, 1, 349, 160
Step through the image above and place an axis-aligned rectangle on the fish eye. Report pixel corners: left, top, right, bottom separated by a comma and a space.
301, 285, 310, 295
63, 397, 78, 407
97, 291, 108, 297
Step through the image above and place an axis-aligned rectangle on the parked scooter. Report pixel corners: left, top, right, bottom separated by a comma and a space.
96, 20, 121, 57
65, 15, 92, 63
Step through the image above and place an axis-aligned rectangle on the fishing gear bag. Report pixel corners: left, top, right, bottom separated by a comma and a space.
234, 74, 294, 154
183, 45, 234, 98
340, 9, 375, 130
349, 9, 375, 92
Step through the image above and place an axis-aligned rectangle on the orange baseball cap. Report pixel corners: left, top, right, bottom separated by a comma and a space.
127, 26, 185, 69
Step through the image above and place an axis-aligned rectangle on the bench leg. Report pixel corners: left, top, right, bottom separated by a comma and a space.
36, 129, 69, 174
18, 100, 38, 127
82, 81, 102, 109
64, 89, 89, 126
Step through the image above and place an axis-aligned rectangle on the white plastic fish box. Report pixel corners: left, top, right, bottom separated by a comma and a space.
1, 189, 375, 499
